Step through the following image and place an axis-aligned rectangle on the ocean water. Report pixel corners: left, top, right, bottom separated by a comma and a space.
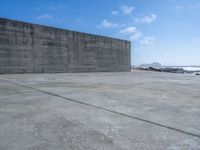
182, 67, 200, 71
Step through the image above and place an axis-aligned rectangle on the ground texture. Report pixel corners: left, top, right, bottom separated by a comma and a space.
0, 71, 200, 150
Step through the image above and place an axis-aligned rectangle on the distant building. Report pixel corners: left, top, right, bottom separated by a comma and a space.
0, 18, 131, 73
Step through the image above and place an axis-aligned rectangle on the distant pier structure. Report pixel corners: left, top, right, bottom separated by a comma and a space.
0, 18, 131, 73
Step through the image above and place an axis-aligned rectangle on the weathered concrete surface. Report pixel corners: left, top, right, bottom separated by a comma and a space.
0, 71, 200, 149
0, 18, 130, 73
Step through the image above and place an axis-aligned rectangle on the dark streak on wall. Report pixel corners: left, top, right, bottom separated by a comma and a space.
0, 18, 131, 73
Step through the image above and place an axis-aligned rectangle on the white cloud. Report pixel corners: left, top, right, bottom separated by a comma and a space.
120, 26, 137, 34
37, 14, 54, 20
120, 26, 142, 41
97, 19, 118, 28
135, 14, 157, 24
111, 11, 118, 15
120, 5, 134, 15
130, 32, 142, 41
140, 36, 156, 46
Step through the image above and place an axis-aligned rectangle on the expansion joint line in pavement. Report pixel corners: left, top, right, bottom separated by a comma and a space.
2, 79, 200, 139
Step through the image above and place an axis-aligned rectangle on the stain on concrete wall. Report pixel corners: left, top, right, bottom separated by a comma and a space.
0, 18, 131, 73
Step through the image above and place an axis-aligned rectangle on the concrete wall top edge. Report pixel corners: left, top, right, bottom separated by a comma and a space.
0, 17, 131, 44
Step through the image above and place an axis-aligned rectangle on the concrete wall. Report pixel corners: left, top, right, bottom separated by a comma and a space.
0, 18, 131, 73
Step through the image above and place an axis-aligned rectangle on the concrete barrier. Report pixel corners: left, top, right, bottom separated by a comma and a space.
0, 18, 131, 73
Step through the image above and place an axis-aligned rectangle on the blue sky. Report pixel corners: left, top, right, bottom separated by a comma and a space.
0, 0, 200, 66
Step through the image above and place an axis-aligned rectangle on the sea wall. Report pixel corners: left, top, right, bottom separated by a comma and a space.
0, 18, 131, 73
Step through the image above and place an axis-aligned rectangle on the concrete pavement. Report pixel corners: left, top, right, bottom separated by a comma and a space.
0, 71, 200, 149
